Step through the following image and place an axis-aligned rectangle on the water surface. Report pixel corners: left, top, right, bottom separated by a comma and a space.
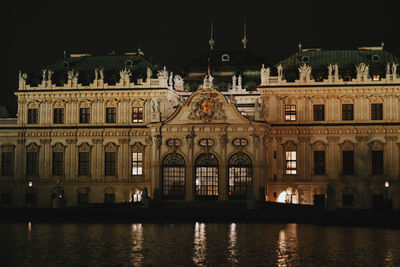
1, 222, 399, 266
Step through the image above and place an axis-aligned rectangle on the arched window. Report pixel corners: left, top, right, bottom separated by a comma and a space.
228, 153, 252, 199
195, 153, 218, 199
162, 153, 186, 199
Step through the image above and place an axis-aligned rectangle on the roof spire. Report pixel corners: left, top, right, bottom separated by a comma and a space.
298, 42, 302, 51
242, 19, 248, 49
209, 21, 215, 50
381, 41, 385, 49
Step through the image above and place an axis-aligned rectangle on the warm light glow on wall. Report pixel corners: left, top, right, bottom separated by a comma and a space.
28, 181, 33, 187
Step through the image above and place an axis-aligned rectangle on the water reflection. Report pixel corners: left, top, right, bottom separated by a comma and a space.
227, 223, 238, 265
27, 221, 32, 232
130, 223, 143, 266
277, 224, 298, 267
193, 222, 207, 265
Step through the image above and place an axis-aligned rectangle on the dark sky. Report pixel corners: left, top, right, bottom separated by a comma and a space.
1, 0, 397, 114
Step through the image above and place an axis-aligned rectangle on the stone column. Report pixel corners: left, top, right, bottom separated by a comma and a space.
118, 138, 129, 181
66, 139, 77, 181
185, 133, 194, 201
40, 139, 51, 181
218, 134, 228, 201
150, 134, 162, 199
92, 139, 103, 181
15, 139, 24, 181
356, 136, 369, 178
385, 136, 397, 178
327, 136, 340, 179
298, 136, 311, 181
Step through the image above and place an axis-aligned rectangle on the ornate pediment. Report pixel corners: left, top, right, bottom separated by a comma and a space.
131, 141, 146, 152
26, 142, 40, 152
310, 140, 327, 151
369, 140, 385, 151
339, 140, 354, 151
189, 92, 227, 122
282, 140, 297, 151
52, 142, 65, 152
78, 142, 92, 151
104, 142, 119, 152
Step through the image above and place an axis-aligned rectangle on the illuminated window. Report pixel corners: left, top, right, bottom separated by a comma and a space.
195, 153, 218, 199
228, 153, 252, 199
1, 152, 13, 176
26, 152, 38, 176
314, 151, 325, 175
221, 54, 230, 62
313, 105, 324, 121
78, 152, 90, 176
342, 104, 353, 120
372, 150, 383, 175
285, 105, 296, 121
342, 151, 354, 175
52, 152, 63, 175
162, 153, 186, 199
53, 108, 64, 124
28, 109, 38, 124
285, 151, 296, 175
371, 104, 383, 120
132, 107, 143, 123
106, 108, 116, 123
232, 138, 248, 147
373, 75, 380, 81
132, 152, 143, 175
79, 108, 90, 123
105, 152, 116, 176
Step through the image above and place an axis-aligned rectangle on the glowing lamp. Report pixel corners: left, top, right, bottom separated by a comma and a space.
28, 181, 33, 187
385, 182, 389, 188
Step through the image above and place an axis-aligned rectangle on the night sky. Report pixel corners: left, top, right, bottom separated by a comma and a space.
1, 0, 398, 115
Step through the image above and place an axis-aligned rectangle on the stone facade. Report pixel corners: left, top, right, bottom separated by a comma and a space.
1, 48, 400, 209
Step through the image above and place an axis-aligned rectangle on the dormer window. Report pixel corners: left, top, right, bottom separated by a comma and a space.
301, 56, 310, 64
371, 55, 380, 62
221, 54, 230, 62
125, 59, 133, 67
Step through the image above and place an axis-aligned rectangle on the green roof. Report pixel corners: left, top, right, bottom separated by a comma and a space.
278, 49, 400, 82
0, 105, 10, 118
27, 53, 160, 86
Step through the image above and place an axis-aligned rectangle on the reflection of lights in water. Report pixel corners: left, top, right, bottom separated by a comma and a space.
227, 223, 238, 264
277, 224, 298, 267
384, 250, 393, 265
27, 221, 32, 232
193, 222, 207, 265
130, 223, 143, 266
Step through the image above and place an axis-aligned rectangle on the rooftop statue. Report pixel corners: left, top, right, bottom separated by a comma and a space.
173, 75, 184, 90
356, 63, 369, 80
277, 64, 283, 78
260, 64, 270, 85
147, 67, 153, 81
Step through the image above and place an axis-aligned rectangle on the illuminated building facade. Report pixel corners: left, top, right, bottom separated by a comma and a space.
0, 45, 400, 210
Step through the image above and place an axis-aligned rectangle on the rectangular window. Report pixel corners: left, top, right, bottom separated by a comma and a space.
132, 152, 143, 175
105, 152, 116, 176
26, 152, 38, 176
52, 152, 64, 175
78, 193, 89, 205
314, 151, 325, 175
285, 151, 297, 175
342, 104, 354, 121
28, 109, 38, 124
313, 105, 325, 121
106, 108, 116, 123
104, 194, 115, 204
79, 108, 90, 123
371, 104, 383, 120
372, 150, 383, 175
53, 108, 64, 124
132, 107, 143, 123
285, 105, 296, 121
1, 152, 13, 176
342, 151, 354, 175
78, 152, 90, 176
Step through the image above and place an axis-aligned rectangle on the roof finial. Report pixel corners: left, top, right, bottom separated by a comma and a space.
63, 49, 67, 59
381, 41, 385, 49
242, 18, 248, 49
298, 42, 302, 52
209, 21, 215, 50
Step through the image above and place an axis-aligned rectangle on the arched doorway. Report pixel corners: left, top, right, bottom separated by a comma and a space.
195, 153, 219, 199
162, 153, 186, 199
228, 153, 253, 199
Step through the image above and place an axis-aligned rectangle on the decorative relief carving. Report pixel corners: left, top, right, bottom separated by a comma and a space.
78, 142, 92, 151
368, 95, 383, 103
131, 142, 146, 152
219, 134, 228, 148
327, 136, 340, 142
104, 142, 119, 152
310, 96, 325, 104
339, 96, 354, 104
282, 140, 297, 151
339, 140, 354, 151
189, 92, 227, 122
52, 142, 65, 152
369, 140, 385, 151
310, 140, 327, 151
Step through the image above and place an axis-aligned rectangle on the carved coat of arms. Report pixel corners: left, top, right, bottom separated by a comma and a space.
189, 92, 227, 122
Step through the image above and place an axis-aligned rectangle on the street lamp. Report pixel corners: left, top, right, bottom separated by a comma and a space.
384, 181, 389, 202
28, 181, 33, 187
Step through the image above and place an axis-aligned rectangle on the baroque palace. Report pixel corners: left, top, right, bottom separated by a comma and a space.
1, 40, 400, 210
